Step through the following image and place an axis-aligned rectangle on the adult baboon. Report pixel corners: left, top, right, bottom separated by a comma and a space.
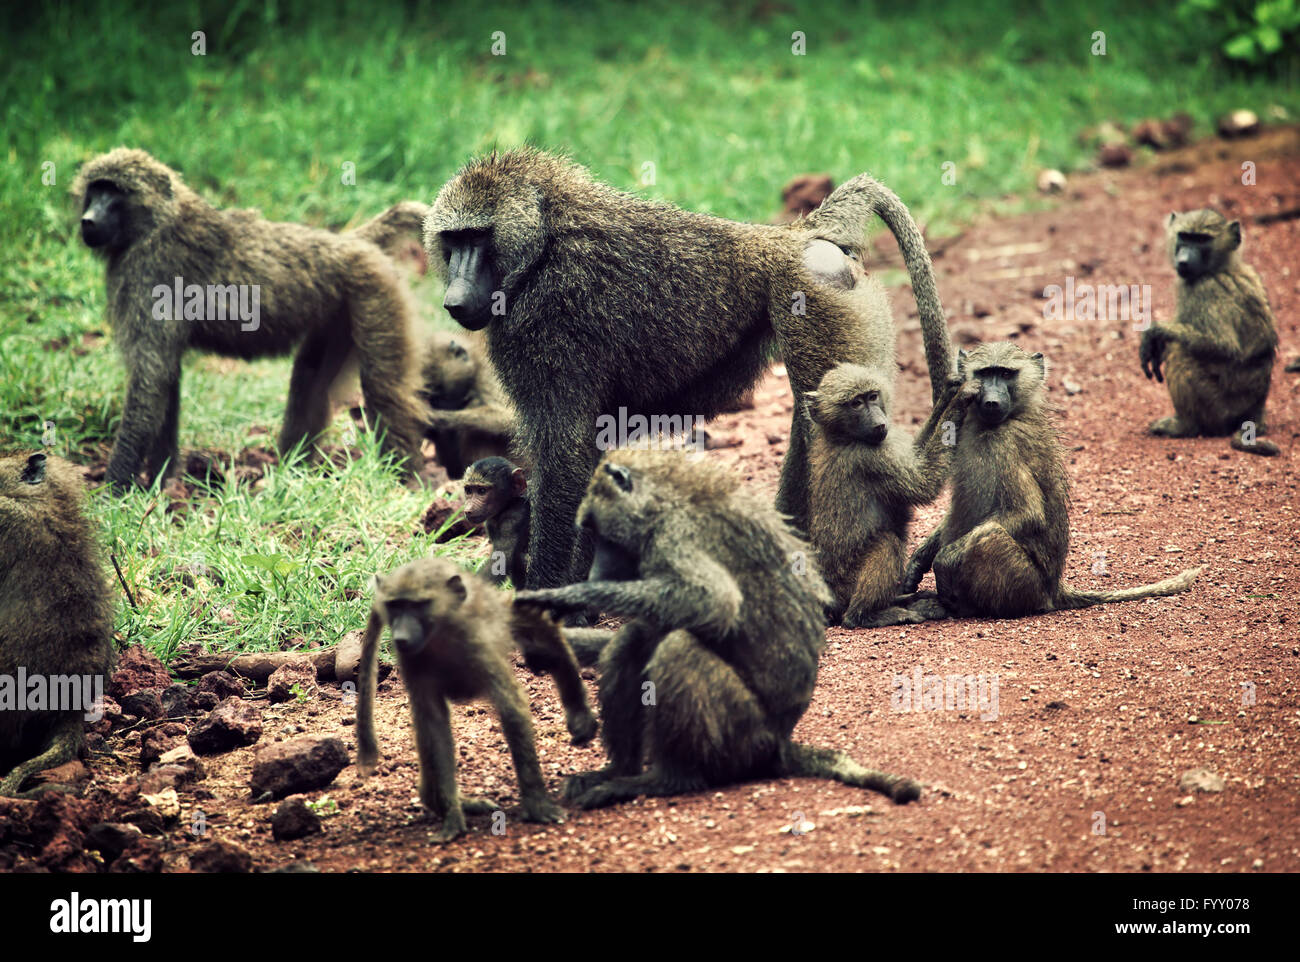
1141, 209, 1279, 456
0, 453, 114, 797
73, 148, 430, 489
806, 364, 966, 628
462, 456, 529, 587
425, 149, 952, 588
885, 343, 1202, 624
419, 332, 514, 478
516, 449, 922, 809
355, 557, 595, 842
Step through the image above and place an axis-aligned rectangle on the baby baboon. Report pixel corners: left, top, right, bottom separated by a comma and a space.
0, 453, 114, 796
73, 148, 430, 489
462, 456, 529, 587
1141, 209, 1279, 456
355, 558, 594, 841
806, 364, 966, 628
425, 149, 952, 588
516, 449, 921, 809
419, 332, 514, 478
888, 343, 1202, 624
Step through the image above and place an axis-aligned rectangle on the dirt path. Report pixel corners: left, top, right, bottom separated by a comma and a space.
13, 130, 1298, 874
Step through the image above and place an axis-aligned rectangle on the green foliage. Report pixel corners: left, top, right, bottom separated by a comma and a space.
1178, 0, 1300, 67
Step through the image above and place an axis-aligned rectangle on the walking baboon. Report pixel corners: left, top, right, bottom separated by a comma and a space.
515, 449, 922, 809
462, 456, 529, 587
355, 558, 594, 841
884, 343, 1201, 624
419, 332, 514, 478
0, 453, 114, 797
1141, 209, 1279, 456
425, 149, 952, 588
807, 364, 966, 628
73, 148, 430, 489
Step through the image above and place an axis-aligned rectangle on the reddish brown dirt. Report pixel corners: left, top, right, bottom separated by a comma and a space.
15, 130, 1300, 874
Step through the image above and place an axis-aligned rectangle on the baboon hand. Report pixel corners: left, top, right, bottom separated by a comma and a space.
1139, 328, 1166, 382
514, 589, 586, 615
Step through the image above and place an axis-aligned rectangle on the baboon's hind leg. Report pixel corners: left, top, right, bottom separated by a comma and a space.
1148, 415, 1198, 438
0, 719, 81, 798
934, 522, 1051, 618
280, 329, 354, 457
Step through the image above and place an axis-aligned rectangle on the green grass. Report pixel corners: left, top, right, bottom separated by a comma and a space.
1, 0, 1294, 660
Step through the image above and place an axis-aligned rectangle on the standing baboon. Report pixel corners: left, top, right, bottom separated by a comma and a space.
419, 332, 514, 478
355, 558, 594, 841
1141, 209, 1279, 456
515, 449, 922, 809
73, 148, 430, 489
806, 364, 966, 628
0, 453, 114, 796
462, 456, 529, 587
885, 343, 1202, 624
425, 149, 952, 588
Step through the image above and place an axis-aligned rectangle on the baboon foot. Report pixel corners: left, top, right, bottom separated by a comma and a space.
844, 605, 926, 629
520, 795, 566, 824
566, 709, 599, 746
460, 796, 496, 816
1148, 416, 1196, 438
561, 767, 616, 803
431, 810, 469, 843
1231, 434, 1280, 457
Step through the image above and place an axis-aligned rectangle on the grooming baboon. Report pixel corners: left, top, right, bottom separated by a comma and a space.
73, 148, 430, 489
355, 558, 594, 841
806, 364, 966, 628
419, 332, 514, 478
425, 149, 952, 588
1141, 209, 1279, 456
0, 453, 114, 797
882, 343, 1201, 624
462, 456, 529, 587
515, 449, 922, 809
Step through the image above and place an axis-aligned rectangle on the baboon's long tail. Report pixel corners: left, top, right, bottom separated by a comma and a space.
783, 742, 922, 804
1055, 566, 1203, 610
352, 201, 432, 264
803, 173, 953, 404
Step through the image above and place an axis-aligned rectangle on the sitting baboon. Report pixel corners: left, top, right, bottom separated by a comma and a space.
1, 453, 114, 797
73, 148, 430, 490
355, 558, 594, 842
462, 456, 529, 587
515, 449, 921, 809
425, 149, 952, 588
419, 332, 514, 478
1141, 209, 1279, 456
885, 343, 1202, 624
807, 364, 966, 628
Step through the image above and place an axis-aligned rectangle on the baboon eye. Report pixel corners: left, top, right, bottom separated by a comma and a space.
850, 397, 864, 409
604, 463, 633, 493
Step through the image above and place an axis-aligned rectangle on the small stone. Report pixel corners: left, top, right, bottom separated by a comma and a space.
188, 697, 263, 755
197, 671, 246, 700
268, 660, 318, 704
249, 735, 349, 801
189, 840, 254, 874
1178, 768, 1225, 793
271, 797, 323, 841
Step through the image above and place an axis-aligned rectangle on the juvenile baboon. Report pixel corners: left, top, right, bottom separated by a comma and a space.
1141, 209, 1279, 456
0, 453, 114, 796
515, 449, 922, 809
462, 456, 529, 587
806, 364, 966, 628
73, 148, 430, 489
885, 343, 1202, 624
419, 332, 514, 478
355, 558, 594, 841
425, 149, 952, 588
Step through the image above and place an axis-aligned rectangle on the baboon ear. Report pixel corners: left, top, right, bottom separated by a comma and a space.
21, 453, 47, 485
1030, 352, 1046, 376
446, 574, 468, 603
1167, 211, 1177, 226
1227, 220, 1242, 248
957, 349, 970, 374
510, 467, 528, 496
604, 463, 633, 493
369, 573, 383, 594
